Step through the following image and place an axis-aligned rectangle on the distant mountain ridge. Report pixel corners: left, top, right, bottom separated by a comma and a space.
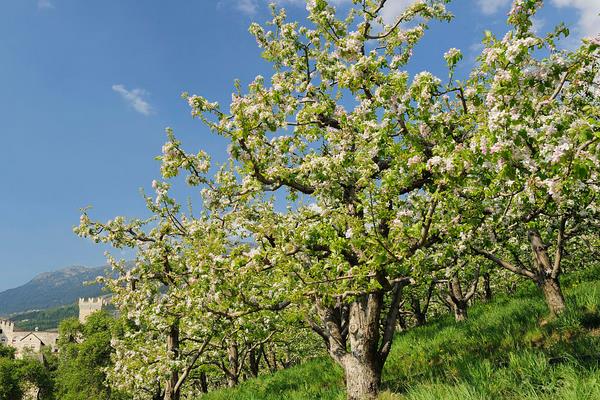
0, 264, 109, 316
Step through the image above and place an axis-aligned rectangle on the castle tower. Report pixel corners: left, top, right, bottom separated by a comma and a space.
78, 297, 109, 323
0, 320, 14, 345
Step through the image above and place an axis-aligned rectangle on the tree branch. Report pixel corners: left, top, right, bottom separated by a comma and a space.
473, 247, 537, 280
552, 214, 568, 279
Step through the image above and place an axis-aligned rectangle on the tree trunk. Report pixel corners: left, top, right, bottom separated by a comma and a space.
528, 229, 566, 316
410, 297, 426, 326
396, 312, 407, 331
199, 372, 208, 394
164, 322, 181, 400
483, 272, 492, 301
343, 356, 382, 400
261, 344, 276, 373
265, 346, 279, 372
342, 295, 383, 400
249, 348, 259, 377
541, 277, 566, 316
452, 302, 467, 322
227, 342, 239, 387
414, 310, 426, 326
313, 287, 402, 400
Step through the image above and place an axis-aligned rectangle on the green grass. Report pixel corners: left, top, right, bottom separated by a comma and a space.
200, 358, 344, 400
200, 280, 600, 399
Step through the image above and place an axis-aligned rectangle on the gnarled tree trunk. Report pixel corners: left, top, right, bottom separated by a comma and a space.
248, 348, 260, 378
483, 272, 492, 301
529, 229, 566, 316
343, 295, 383, 400
540, 276, 566, 316
310, 281, 408, 400
226, 341, 240, 387
343, 355, 382, 400
474, 221, 569, 318
164, 322, 181, 400
443, 267, 479, 323
450, 300, 468, 322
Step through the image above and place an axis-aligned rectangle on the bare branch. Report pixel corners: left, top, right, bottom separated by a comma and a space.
464, 266, 480, 301
473, 247, 537, 280
552, 214, 568, 279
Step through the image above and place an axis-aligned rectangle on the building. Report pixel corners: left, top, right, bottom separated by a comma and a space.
0, 296, 109, 357
78, 296, 110, 323
0, 320, 58, 358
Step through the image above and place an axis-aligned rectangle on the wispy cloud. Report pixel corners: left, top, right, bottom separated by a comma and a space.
223, 0, 350, 16
234, 0, 258, 15
531, 16, 546, 34
226, 0, 599, 42
473, 0, 599, 40
551, 0, 600, 38
37, 0, 54, 10
217, 0, 262, 16
475, 0, 512, 16
380, 0, 418, 24
466, 41, 485, 65
111, 84, 153, 116
226, 0, 416, 24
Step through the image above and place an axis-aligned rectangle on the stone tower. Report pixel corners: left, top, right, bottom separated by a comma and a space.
78, 297, 109, 323
0, 319, 15, 345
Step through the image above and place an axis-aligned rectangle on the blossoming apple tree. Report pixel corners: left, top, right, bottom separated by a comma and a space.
76, 0, 599, 399
451, 1, 600, 316
75, 176, 293, 399
179, 0, 480, 398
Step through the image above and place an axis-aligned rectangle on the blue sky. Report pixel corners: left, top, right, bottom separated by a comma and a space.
0, 0, 597, 291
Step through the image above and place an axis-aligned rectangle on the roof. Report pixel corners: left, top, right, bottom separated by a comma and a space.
18, 332, 46, 345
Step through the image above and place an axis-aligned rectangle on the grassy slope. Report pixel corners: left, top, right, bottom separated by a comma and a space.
201, 280, 600, 400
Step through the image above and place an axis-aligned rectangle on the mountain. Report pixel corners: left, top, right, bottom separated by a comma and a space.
0, 265, 109, 316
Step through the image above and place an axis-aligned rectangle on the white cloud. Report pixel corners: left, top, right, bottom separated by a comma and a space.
225, 0, 599, 40
475, 0, 512, 15
380, 0, 417, 24
551, 0, 600, 38
468, 41, 484, 58
224, 0, 351, 16
234, 0, 258, 15
469, 42, 485, 52
37, 0, 54, 10
225, 0, 414, 21
280, 0, 412, 23
531, 16, 546, 34
275, 0, 350, 6
111, 84, 153, 116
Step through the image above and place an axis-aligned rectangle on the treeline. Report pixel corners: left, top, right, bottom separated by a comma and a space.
10, 304, 78, 332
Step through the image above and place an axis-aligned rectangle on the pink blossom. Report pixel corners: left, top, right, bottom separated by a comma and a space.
407, 155, 422, 167
490, 142, 503, 154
